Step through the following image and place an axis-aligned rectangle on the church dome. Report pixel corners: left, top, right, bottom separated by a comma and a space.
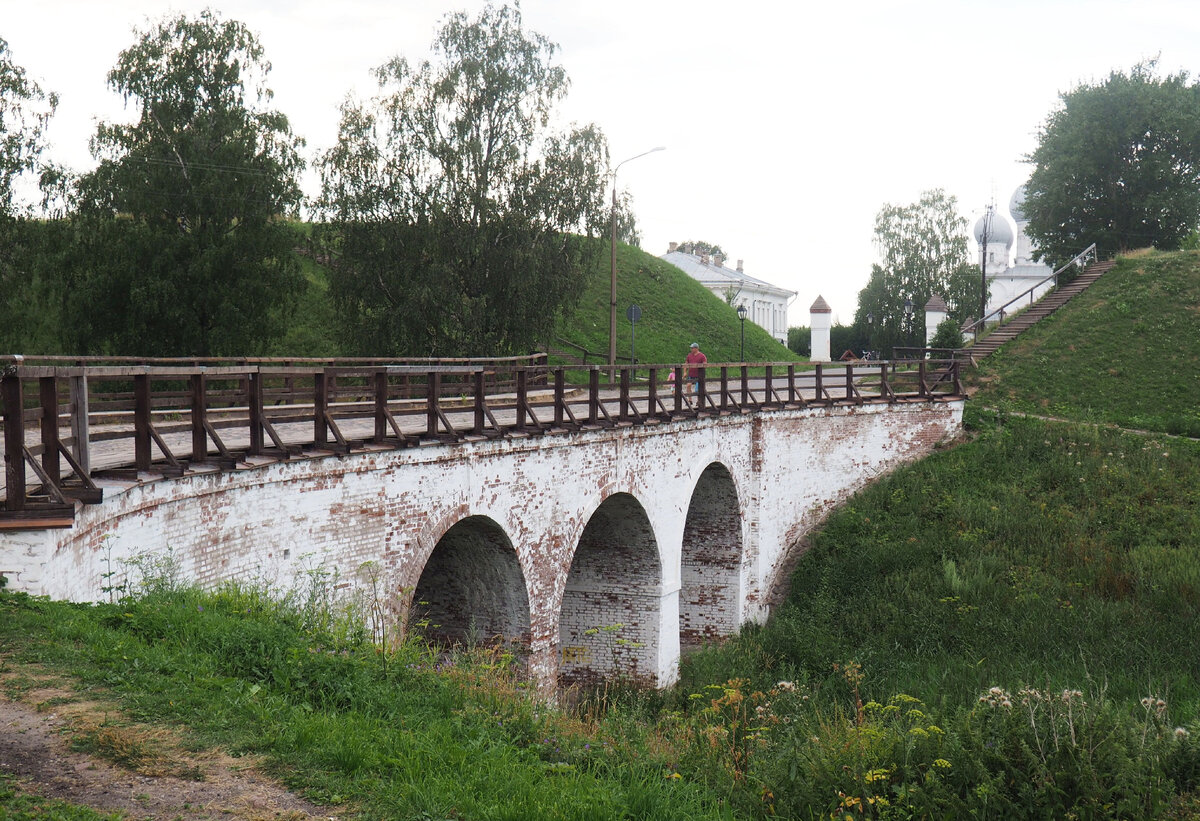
1009, 185, 1028, 222
974, 211, 1013, 247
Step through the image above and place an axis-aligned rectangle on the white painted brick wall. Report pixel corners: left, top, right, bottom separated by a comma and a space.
0, 400, 963, 689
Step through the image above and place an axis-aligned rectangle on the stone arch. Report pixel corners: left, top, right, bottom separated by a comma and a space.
680, 461, 744, 648
411, 515, 531, 651
558, 492, 662, 685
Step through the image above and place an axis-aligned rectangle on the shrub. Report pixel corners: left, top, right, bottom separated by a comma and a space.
928, 316, 964, 351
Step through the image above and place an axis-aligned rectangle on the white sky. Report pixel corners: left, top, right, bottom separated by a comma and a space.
4, 0, 1198, 325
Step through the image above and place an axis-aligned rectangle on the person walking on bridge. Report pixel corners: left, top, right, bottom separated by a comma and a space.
686, 342, 707, 395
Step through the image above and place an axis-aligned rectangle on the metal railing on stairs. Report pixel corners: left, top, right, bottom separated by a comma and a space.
960, 243, 1098, 340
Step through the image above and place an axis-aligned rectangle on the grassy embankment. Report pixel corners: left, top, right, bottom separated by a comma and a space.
3, 250, 1200, 819
275, 233, 799, 367
551, 241, 797, 369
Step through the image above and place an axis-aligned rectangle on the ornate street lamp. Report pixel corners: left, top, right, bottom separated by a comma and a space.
609, 146, 665, 381
737, 302, 748, 361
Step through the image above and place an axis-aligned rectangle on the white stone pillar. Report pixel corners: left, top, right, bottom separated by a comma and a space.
809, 296, 832, 362
655, 582, 681, 686
924, 294, 948, 348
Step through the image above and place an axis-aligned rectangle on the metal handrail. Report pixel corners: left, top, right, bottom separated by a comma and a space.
960, 242, 1098, 338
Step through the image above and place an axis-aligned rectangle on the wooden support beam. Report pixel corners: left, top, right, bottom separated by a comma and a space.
39, 377, 60, 487
69, 374, 90, 476
3, 375, 26, 511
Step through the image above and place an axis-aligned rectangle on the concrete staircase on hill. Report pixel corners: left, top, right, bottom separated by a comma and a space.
964, 259, 1116, 361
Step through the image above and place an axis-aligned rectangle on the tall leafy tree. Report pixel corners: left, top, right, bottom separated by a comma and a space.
0, 37, 64, 352
855, 189, 976, 355
1024, 61, 1200, 264
317, 3, 611, 356
69, 10, 306, 356
0, 36, 56, 216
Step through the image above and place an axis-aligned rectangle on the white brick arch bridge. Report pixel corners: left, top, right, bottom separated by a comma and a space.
1, 357, 964, 690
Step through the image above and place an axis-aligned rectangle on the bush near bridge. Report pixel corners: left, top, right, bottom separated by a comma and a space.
4, 251, 1200, 818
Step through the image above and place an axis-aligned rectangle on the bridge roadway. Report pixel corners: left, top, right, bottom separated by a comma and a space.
1, 359, 964, 692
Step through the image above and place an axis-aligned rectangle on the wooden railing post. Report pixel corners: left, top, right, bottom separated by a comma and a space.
134, 373, 152, 471
740, 365, 750, 408
918, 360, 928, 397
39, 376, 60, 486
619, 369, 630, 421
474, 370, 486, 435
787, 364, 796, 404
190, 373, 208, 462
374, 370, 389, 442
69, 374, 90, 476
248, 370, 264, 455
314, 370, 329, 447
426, 372, 441, 437
515, 369, 528, 431
674, 366, 684, 414
698, 366, 708, 411
647, 367, 658, 418
587, 368, 600, 425
844, 364, 854, 400
814, 364, 824, 403
553, 369, 565, 428
2, 373, 25, 511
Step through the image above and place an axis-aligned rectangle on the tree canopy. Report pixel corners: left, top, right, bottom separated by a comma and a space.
317, 3, 612, 357
0, 36, 57, 217
855, 189, 977, 355
68, 10, 306, 356
1024, 61, 1200, 264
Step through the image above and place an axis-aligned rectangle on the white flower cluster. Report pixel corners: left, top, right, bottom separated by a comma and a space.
979, 686, 1012, 709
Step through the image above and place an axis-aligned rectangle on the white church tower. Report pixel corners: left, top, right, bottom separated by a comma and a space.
975, 186, 1056, 322
974, 205, 1013, 279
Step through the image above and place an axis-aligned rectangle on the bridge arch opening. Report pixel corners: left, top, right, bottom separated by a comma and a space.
411, 515, 531, 653
680, 462, 743, 648
559, 492, 662, 685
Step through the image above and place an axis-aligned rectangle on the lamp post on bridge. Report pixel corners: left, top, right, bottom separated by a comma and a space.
609, 146, 665, 382
903, 297, 914, 352
737, 302, 747, 362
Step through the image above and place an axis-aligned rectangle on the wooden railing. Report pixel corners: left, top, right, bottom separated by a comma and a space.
1, 356, 963, 527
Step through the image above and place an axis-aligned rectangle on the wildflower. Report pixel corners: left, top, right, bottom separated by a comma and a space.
775, 680, 796, 692
1176, 728, 1189, 739
933, 758, 952, 769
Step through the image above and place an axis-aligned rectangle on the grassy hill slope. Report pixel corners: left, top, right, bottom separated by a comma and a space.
970, 249, 1200, 436
550, 240, 798, 367
276, 235, 798, 365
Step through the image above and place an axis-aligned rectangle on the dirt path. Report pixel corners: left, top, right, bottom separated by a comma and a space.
0, 679, 339, 820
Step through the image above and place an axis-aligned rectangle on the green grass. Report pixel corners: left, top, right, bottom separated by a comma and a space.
269, 233, 800, 368
556, 241, 798, 368
0, 775, 123, 820
5, 247, 1200, 819
971, 249, 1200, 436
0, 586, 740, 820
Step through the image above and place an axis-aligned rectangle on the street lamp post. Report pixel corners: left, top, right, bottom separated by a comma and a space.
737, 302, 747, 361
609, 146, 665, 382
903, 297, 914, 349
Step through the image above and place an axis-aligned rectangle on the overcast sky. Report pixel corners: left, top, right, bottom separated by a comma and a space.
5, 0, 1198, 325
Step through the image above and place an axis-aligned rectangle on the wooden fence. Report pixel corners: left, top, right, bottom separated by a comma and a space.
1, 355, 963, 529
